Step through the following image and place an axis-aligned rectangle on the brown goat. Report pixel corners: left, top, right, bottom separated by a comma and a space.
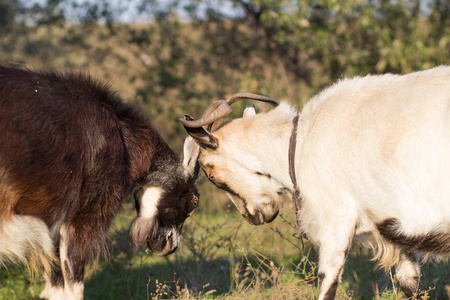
0, 65, 199, 299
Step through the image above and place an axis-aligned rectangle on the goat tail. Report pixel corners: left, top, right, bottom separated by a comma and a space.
0, 215, 56, 275
363, 231, 402, 271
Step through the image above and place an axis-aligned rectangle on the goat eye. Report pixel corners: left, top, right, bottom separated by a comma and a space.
208, 173, 215, 181
192, 199, 198, 208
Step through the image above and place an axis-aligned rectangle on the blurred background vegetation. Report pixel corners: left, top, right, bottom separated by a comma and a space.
0, 0, 449, 299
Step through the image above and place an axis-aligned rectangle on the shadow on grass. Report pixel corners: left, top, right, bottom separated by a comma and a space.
1, 245, 448, 300
84, 222, 317, 300
85, 256, 235, 299
84, 226, 450, 300
1, 211, 448, 300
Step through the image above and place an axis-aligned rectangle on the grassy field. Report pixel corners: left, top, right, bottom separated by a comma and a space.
1, 186, 449, 299
0, 18, 449, 300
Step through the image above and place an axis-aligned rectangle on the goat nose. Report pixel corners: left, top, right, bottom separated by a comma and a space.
245, 210, 265, 226
163, 245, 178, 256
265, 210, 279, 223
257, 211, 264, 224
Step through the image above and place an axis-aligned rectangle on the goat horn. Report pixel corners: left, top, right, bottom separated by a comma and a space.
207, 93, 278, 131
225, 93, 278, 106
179, 93, 278, 132
178, 100, 233, 128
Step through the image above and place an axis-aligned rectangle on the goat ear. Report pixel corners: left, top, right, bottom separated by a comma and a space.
182, 136, 201, 182
183, 125, 219, 150
243, 104, 256, 117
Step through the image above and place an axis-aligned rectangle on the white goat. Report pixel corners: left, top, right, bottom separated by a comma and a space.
180, 66, 450, 299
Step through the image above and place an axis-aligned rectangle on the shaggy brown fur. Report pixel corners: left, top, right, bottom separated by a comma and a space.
0, 65, 198, 297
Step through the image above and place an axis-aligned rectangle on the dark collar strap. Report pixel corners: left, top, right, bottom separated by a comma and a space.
288, 113, 305, 235
288, 114, 300, 191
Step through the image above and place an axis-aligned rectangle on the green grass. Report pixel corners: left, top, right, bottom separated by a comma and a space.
1, 14, 449, 300
1, 196, 449, 299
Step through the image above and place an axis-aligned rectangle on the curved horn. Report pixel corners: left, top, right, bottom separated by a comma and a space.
225, 93, 278, 107
178, 100, 232, 128
179, 93, 278, 138
208, 93, 278, 131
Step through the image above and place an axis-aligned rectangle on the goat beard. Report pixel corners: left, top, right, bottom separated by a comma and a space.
128, 216, 160, 250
